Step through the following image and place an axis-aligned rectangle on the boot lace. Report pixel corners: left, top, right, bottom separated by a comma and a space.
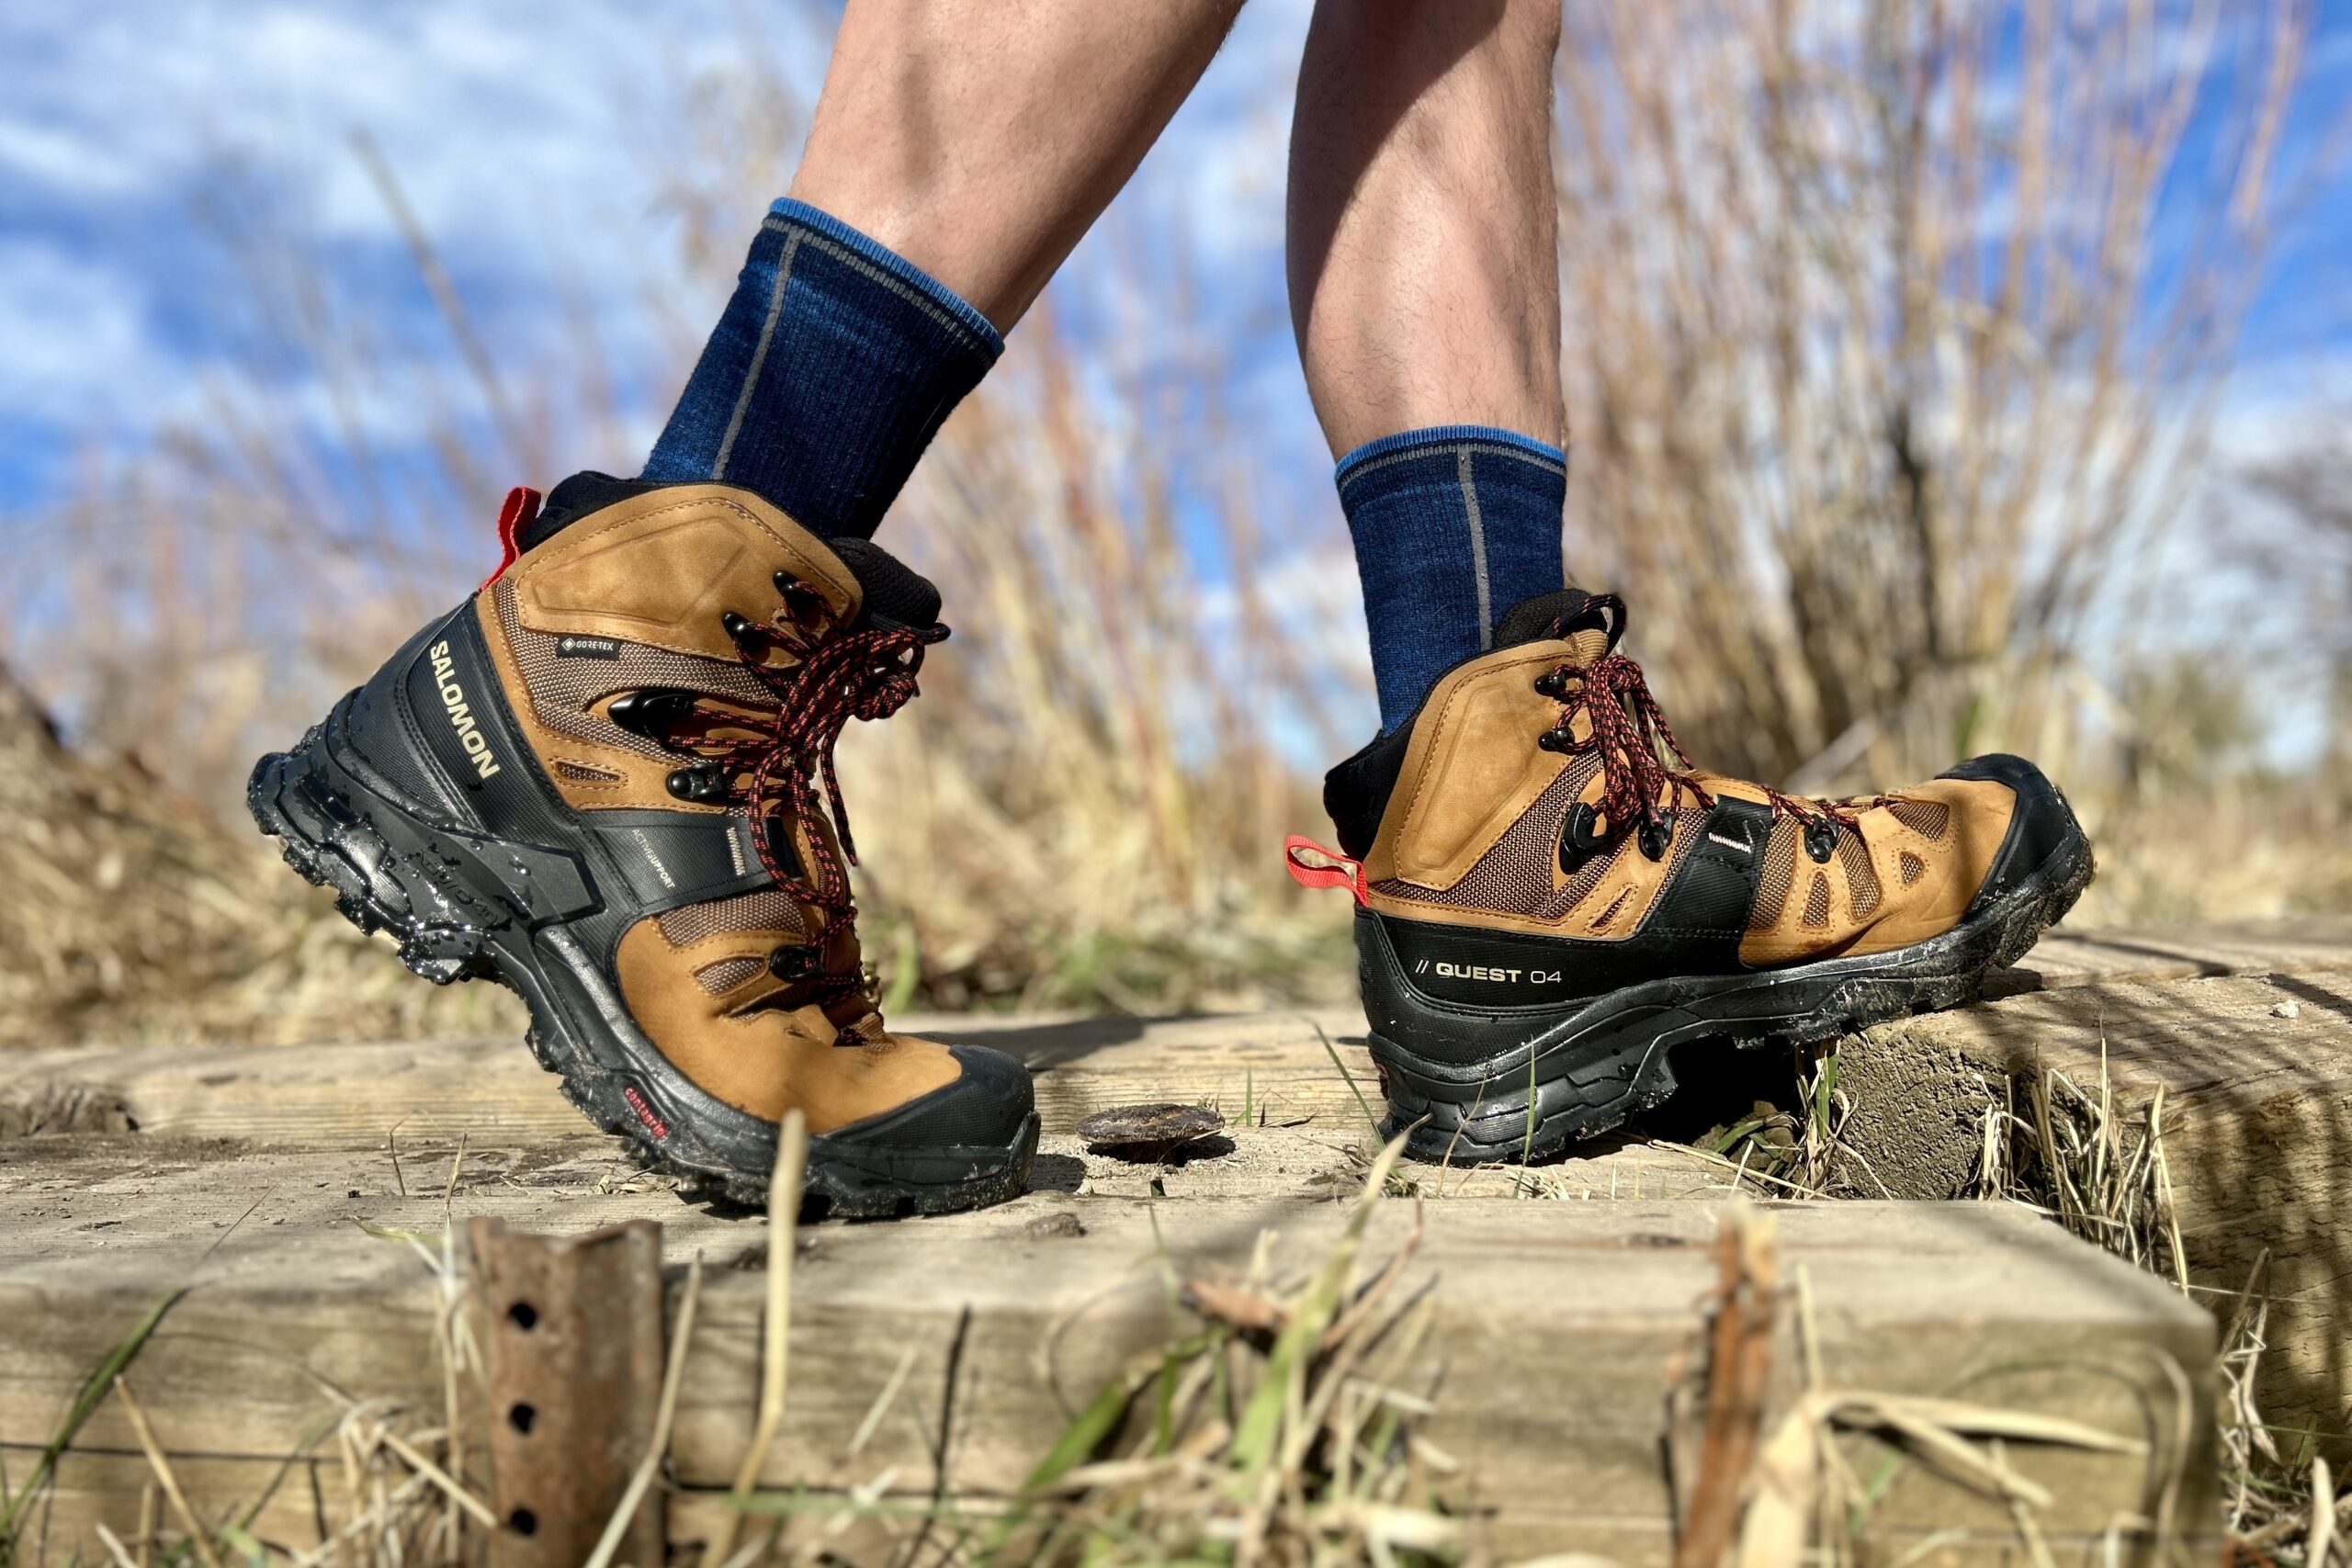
1538, 593, 1863, 846
730, 614, 945, 915
635, 578, 945, 1012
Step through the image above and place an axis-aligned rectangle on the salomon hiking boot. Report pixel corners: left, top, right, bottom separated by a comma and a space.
1287, 589, 2092, 1165
248, 475, 1038, 1213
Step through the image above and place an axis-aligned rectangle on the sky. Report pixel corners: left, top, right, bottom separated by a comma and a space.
1, 0, 2348, 758
5, 1, 2348, 493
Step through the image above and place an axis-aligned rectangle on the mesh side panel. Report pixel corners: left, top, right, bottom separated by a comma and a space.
496, 580, 774, 757
555, 760, 623, 784
1899, 851, 1927, 886
1371, 756, 1605, 918
657, 889, 806, 947
1886, 798, 1951, 842
1802, 874, 1831, 928
1837, 830, 1882, 919
695, 955, 764, 995
1748, 819, 1801, 930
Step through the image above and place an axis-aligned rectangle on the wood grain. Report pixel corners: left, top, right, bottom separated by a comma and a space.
1839, 967, 2352, 1455
0, 1185, 2213, 1565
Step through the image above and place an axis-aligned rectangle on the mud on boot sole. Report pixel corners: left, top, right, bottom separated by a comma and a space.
247, 725, 1037, 1217
1366, 825, 2095, 1168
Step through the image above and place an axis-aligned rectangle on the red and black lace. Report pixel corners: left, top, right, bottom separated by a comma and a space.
619, 577, 944, 1009
1536, 593, 1862, 849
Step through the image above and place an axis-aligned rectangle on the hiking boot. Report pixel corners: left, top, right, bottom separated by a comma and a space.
1288, 588, 2092, 1164
248, 474, 1037, 1213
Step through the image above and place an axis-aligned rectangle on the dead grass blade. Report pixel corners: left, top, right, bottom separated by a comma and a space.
112, 1378, 225, 1568
1674, 1201, 1779, 1568
0, 1287, 184, 1550
587, 1252, 706, 1568
700, 1108, 808, 1568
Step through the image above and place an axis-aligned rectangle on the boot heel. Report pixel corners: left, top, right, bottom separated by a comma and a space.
246, 728, 500, 986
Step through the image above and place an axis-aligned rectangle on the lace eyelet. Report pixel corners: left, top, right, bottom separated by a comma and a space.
1639, 815, 1674, 862
1559, 802, 1608, 871
719, 610, 757, 643
1532, 669, 1571, 700
774, 572, 827, 615
607, 688, 697, 750
1537, 726, 1577, 753
1804, 822, 1838, 863
665, 764, 728, 804
768, 943, 822, 982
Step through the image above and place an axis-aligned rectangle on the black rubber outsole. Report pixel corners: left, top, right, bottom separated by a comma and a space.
1371, 822, 2096, 1167
247, 730, 1037, 1218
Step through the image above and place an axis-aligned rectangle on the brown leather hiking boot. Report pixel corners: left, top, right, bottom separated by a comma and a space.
248, 474, 1036, 1213
1288, 588, 2092, 1164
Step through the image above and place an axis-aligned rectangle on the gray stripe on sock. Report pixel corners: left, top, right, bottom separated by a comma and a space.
714, 230, 803, 481
758, 215, 993, 353
1457, 448, 1493, 649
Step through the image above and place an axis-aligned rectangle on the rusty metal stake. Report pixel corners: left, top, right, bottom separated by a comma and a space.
465, 1217, 666, 1568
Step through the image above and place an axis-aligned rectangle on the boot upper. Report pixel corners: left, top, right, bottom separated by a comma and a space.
1332, 588, 2051, 975
467, 479, 970, 1133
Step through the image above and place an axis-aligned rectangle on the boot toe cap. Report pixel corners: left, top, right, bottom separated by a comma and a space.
823, 1042, 1036, 1153
1936, 752, 2086, 914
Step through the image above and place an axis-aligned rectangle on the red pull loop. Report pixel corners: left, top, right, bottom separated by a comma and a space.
1283, 835, 1367, 906
482, 485, 544, 588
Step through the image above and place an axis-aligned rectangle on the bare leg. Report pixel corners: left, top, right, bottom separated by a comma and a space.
1287, 0, 1564, 456
792, 0, 1248, 332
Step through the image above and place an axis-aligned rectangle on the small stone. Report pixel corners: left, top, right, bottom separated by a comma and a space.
1023, 1212, 1086, 1239
2272, 999, 2301, 1020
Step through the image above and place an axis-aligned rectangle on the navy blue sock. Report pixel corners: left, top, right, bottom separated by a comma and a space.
642, 199, 1003, 539
1337, 425, 1567, 733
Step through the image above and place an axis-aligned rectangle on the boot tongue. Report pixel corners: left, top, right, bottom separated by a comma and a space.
827, 536, 943, 630
1492, 587, 1623, 666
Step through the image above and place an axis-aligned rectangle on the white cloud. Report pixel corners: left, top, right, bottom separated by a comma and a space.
0, 242, 153, 419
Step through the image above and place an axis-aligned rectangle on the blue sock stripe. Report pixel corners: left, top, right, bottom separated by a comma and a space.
643, 201, 1001, 539
765, 199, 1004, 354
1335, 423, 1566, 489
1337, 423, 1567, 734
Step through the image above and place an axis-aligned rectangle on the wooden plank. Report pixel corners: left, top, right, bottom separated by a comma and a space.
0, 1009, 1374, 1151
1838, 968, 2352, 1455
1984, 917, 2352, 997
1, 1186, 2215, 1564
12, 923, 2348, 1156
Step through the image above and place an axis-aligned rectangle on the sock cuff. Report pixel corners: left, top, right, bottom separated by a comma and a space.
764, 197, 1006, 358
1335, 424, 1566, 495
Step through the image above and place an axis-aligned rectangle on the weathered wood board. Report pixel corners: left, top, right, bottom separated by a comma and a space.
11, 920, 2349, 1152
1838, 964, 2352, 1457
0, 1182, 2213, 1565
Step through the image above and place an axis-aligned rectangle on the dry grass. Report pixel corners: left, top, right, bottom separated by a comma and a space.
1555, 0, 2304, 789
1678, 1032, 2348, 1568
0, 662, 513, 1049
1664, 1203, 2192, 1568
